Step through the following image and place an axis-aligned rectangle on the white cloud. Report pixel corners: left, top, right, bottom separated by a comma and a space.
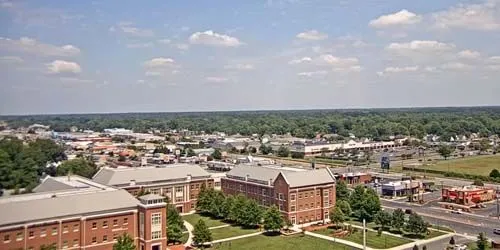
0, 56, 23, 64
1, 1, 13, 8
126, 42, 153, 48
288, 57, 312, 64
157, 39, 171, 44
46, 60, 81, 74
440, 62, 473, 70
369, 9, 422, 28
296, 30, 328, 40
319, 54, 359, 67
145, 71, 163, 77
488, 56, 500, 63
224, 64, 255, 70
175, 44, 190, 50
111, 22, 154, 37
189, 30, 243, 47
297, 70, 328, 77
386, 40, 456, 53
457, 50, 481, 59
137, 79, 145, 84
59, 77, 94, 83
432, 0, 500, 31
205, 76, 228, 83
0, 37, 80, 57
377, 66, 419, 76
333, 65, 363, 73
143, 57, 175, 68
486, 64, 500, 70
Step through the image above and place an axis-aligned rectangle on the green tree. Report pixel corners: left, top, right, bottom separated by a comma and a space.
211, 149, 222, 160
336, 180, 350, 201
221, 195, 235, 219
479, 139, 491, 155
490, 169, 500, 178
329, 206, 345, 228
56, 158, 98, 178
374, 210, 392, 230
193, 219, 212, 248
405, 213, 428, 235
263, 205, 284, 233
167, 223, 183, 244
391, 208, 405, 232
187, 148, 196, 157
277, 146, 290, 157
167, 203, 184, 243
336, 200, 352, 217
349, 186, 381, 222
472, 180, 485, 186
196, 183, 211, 212
230, 195, 247, 223
437, 145, 453, 160
476, 232, 488, 250
259, 144, 273, 155
113, 233, 135, 250
209, 191, 226, 218
291, 151, 305, 159
239, 199, 263, 228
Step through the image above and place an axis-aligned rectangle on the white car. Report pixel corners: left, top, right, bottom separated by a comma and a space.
454, 244, 467, 250
451, 209, 463, 214
494, 228, 500, 235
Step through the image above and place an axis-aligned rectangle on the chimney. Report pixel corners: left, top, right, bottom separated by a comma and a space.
130, 179, 136, 186
246, 174, 249, 182
187, 174, 192, 181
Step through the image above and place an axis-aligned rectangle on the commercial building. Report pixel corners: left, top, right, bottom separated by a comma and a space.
290, 140, 397, 156
92, 164, 214, 213
442, 186, 496, 206
0, 176, 167, 250
221, 165, 336, 225
381, 180, 421, 197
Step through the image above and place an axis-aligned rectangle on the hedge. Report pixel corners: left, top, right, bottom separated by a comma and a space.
402, 167, 500, 183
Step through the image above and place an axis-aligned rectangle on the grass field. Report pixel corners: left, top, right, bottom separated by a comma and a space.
210, 234, 353, 250
421, 155, 500, 176
182, 213, 227, 228
314, 228, 412, 248
209, 226, 260, 240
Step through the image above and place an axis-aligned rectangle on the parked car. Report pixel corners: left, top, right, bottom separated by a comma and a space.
451, 209, 463, 214
493, 228, 500, 235
453, 244, 467, 250
405, 209, 412, 214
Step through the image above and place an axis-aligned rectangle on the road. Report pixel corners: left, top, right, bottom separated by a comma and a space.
382, 199, 500, 241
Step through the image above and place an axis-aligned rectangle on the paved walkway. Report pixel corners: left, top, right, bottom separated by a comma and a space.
183, 221, 194, 247
209, 224, 230, 230
209, 231, 263, 244
305, 231, 371, 250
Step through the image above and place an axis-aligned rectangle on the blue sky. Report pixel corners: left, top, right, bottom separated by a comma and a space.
1, 0, 500, 114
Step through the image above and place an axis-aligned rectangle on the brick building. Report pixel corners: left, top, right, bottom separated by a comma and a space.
442, 185, 496, 206
92, 164, 213, 213
0, 176, 167, 250
222, 165, 336, 225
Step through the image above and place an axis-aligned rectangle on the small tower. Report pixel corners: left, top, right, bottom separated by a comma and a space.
137, 194, 167, 250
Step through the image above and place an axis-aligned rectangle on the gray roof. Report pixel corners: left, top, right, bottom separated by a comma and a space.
282, 168, 336, 188
92, 164, 211, 186
226, 165, 294, 183
139, 193, 165, 201
33, 176, 115, 193
33, 178, 74, 193
0, 190, 138, 227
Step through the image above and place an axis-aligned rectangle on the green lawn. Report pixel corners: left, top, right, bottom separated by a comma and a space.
182, 213, 227, 228
181, 232, 189, 244
314, 228, 412, 249
210, 225, 260, 240
421, 155, 500, 176
210, 234, 353, 250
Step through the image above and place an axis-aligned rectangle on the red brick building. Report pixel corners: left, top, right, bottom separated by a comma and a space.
0, 176, 167, 250
222, 165, 336, 225
92, 164, 214, 213
442, 185, 496, 206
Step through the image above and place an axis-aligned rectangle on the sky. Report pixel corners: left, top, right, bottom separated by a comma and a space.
1, 0, 500, 115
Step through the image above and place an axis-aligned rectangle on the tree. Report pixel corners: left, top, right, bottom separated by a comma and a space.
167, 223, 183, 244
118, 155, 127, 162
291, 151, 305, 159
209, 191, 225, 218
405, 213, 428, 235
490, 169, 500, 178
249, 147, 257, 154
374, 210, 392, 230
211, 149, 222, 160
422, 246, 427, 250
391, 208, 405, 232
329, 206, 345, 228
349, 186, 381, 222
193, 219, 212, 248
230, 195, 246, 223
263, 205, 284, 233
277, 146, 290, 157
336, 180, 350, 201
239, 199, 263, 228
167, 203, 184, 243
479, 139, 491, 155
187, 148, 196, 157
412, 245, 419, 250
437, 145, 453, 160
40, 243, 57, 250
56, 158, 98, 178
476, 232, 488, 250
113, 233, 135, 250
196, 183, 211, 212
221, 195, 235, 219
259, 144, 273, 155
336, 200, 352, 217
472, 180, 485, 186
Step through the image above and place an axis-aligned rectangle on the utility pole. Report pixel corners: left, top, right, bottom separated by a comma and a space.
363, 219, 366, 250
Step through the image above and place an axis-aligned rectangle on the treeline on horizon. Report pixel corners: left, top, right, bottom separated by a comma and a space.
2, 106, 500, 140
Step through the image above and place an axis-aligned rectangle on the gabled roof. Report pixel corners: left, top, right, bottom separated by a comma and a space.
33, 178, 74, 193
92, 164, 211, 186
33, 175, 115, 193
226, 165, 294, 183
282, 168, 336, 188
0, 189, 138, 227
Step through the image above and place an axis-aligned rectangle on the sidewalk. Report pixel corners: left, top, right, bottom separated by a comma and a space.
305, 231, 372, 250
183, 221, 194, 247
209, 231, 263, 244
387, 232, 454, 250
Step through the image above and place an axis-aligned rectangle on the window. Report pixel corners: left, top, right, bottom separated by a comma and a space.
62, 240, 68, 249
317, 202, 320, 207
92, 236, 97, 244
299, 204, 303, 210
51, 227, 57, 235
305, 203, 308, 209
324, 211, 329, 220
304, 192, 308, 198
103, 235, 108, 242
310, 202, 314, 208
290, 205, 296, 212
190, 193, 195, 199
175, 186, 183, 192
103, 220, 108, 228
261, 188, 267, 196
92, 222, 97, 229
29, 231, 34, 238
196, 184, 200, 189
151, 213, 161, 226
16, 232, 23, 241
191, 203, 195, 209
28, 247, 34, 250
113, 219, 118, 227
239, 184, 243, 191
123, 218, 128, 225
3, 234, 10, 242
73, 239, 79, 247
316, 190, 320, 196
298, 193, 302, 199
73, 224, 79, 232
151, 231, 161, 240
190, 185, 194, 189
175, 196, 183, 203
113, 233, 118, 241
279, 204, 283, 211
215, 182, 220, 187
63, 225, 68, 233
290, 194, 296, 201
40, 229, 46, 237
278, 193, 284, 200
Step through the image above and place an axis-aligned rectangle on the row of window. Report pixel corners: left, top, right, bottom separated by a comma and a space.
3, 224, 76, 243
292, 211, 329, 224
26, 239, 78, 250
91, 218, 128, 229
91, 233, 120, 244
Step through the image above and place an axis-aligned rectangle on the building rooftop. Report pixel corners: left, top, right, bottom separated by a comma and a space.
0, 189, 138, 227
92, 164, 211, 186
282, 168, 336, 188
33, 175, 114, 193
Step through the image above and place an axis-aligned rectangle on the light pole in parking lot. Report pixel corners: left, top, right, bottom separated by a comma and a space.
496, 187, 499, 219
